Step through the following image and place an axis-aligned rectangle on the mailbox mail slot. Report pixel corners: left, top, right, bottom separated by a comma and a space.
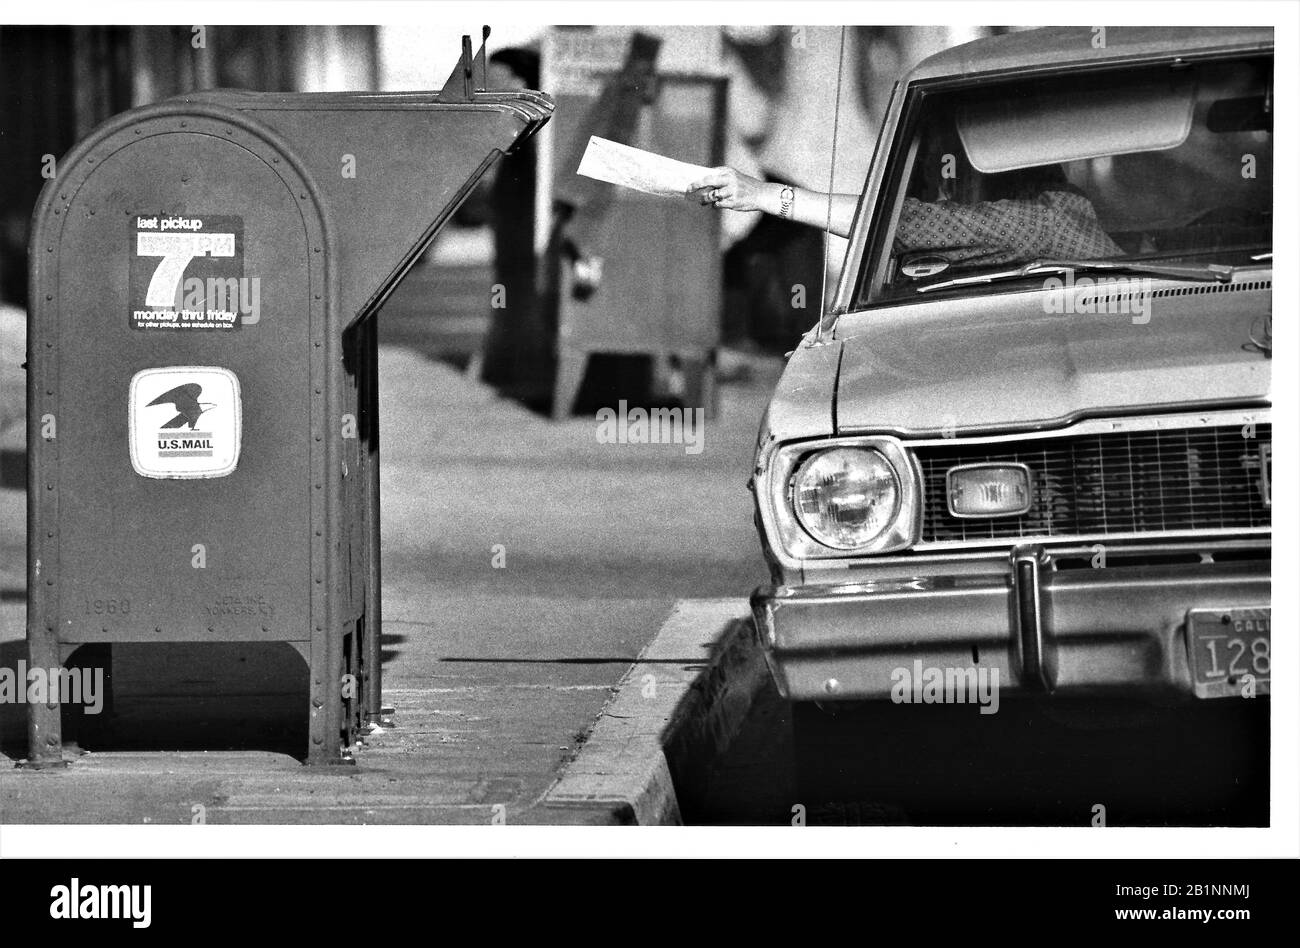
25, 36, 552, 764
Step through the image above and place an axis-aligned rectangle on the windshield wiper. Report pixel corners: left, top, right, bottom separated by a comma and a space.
916, 258, 1235, 294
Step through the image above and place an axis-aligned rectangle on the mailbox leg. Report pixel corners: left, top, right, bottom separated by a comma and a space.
298, 640, 334, 764
363, 318, 386, 729
24, 626, 67, 768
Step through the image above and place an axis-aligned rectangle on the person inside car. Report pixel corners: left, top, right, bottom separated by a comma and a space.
686, 159, 1122, 268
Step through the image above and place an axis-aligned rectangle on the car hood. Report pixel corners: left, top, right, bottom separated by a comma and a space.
832, 276, 1271, 436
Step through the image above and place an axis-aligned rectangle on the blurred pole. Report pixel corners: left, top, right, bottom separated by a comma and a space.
193, 26, 217, 90
295, 26, 378, 92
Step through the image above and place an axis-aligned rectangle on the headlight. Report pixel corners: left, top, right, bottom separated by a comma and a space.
792, 447, 900, 549
759, 436, 922, 560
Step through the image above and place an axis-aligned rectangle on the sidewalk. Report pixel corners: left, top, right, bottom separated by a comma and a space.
0, 344, 777, 824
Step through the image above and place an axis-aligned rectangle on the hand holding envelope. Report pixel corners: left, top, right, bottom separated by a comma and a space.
576, 136, 715, 198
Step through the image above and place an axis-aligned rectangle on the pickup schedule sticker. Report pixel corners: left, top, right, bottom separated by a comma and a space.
129, 214, 245, 331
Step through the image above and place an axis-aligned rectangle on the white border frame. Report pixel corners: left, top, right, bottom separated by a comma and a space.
0, 0, 1294, 863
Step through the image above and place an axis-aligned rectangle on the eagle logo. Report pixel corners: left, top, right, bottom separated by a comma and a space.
148, 383, 216, 430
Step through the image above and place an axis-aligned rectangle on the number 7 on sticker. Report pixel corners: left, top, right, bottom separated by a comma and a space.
137, 232, 235, 307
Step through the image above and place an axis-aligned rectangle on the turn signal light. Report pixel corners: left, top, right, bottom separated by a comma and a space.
946, 463, 1032, 518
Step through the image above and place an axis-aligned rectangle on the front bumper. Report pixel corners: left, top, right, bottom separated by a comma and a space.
752, 543, 1270, 703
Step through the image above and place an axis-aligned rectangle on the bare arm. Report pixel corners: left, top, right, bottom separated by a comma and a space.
684, 167, 858, 238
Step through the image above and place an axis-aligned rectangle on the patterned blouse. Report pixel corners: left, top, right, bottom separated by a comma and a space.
895, 191, 1124, 267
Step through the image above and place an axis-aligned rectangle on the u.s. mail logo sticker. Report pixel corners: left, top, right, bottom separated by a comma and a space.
129, 366, 242, 479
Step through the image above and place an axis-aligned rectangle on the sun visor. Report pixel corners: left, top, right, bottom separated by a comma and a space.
957, 72, 1196, 173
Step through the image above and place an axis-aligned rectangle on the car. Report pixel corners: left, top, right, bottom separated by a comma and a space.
747, 26, 1272, 813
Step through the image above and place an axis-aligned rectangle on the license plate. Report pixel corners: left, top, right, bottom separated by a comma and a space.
1187, 607, 1271, 699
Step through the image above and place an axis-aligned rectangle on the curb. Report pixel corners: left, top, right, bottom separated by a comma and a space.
541, 598, 766, 825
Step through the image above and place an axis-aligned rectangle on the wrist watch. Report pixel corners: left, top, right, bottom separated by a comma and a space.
778, 186, 795, 219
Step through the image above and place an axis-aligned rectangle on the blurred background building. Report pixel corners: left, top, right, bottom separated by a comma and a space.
0, 23, 1018, 446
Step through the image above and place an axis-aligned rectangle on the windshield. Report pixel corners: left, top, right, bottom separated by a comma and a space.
861, 54, 1272, 303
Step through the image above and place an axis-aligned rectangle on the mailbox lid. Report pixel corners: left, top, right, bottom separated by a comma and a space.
183, 87, 554, 325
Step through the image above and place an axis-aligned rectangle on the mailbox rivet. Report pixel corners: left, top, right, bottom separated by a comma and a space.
207, 627, 214, 633
314, 247, 320, 253
180, 121, 186, 127
45, 484, 53, 491
134, 129, 141, 135
46, 294, 52, 301
46, 247, 53, 253
155, 627, 162, 633
46, 580, 53, 586
272, 157, 279, 163
88, 209, 95, 215
312, 736, 323, 745
314, 294, 320, 300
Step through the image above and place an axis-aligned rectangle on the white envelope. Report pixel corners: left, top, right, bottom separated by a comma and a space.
576, 136, 714, 198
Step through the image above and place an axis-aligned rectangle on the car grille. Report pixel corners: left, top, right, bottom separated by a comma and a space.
915, 424, 1271, 544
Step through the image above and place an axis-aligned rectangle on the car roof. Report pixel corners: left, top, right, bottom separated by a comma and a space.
906, 26, 1274, 84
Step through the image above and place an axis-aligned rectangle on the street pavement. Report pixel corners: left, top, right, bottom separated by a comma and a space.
0, 340, 781, 823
